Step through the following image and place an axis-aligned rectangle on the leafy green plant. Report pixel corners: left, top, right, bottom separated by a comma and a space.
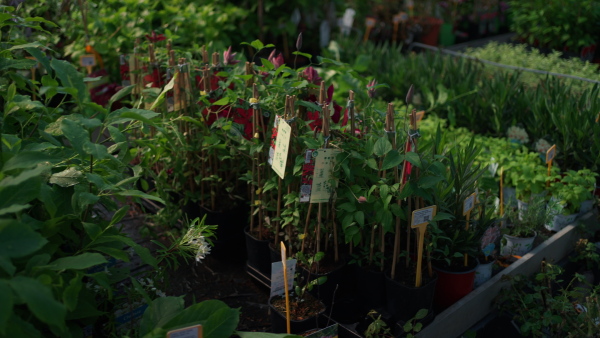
503, 194, 555, 238
549, 169, 599, 215
496, 261, 600, 337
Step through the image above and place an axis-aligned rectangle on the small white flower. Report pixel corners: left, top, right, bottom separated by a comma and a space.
507, 126, 529, 144
195, 236, 211, 263
534, 138, 553, 154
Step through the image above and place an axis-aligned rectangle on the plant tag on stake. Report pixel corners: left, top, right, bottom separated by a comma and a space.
310, 149, 340, 203
270, 259, 296, 298
463, 192, 476, 216
271, 118, 292, 179
545, 144, 556, 164
80, 54, 96, 67
167, 324, 203, 338
411, 205, 437, 287
300, 149, 316, 202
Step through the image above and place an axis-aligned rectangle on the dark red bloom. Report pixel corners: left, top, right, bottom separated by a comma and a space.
305, 84, 347, 131
303, 66, 322, 85
223, 46, 240, 65
145, 31, 166, 43
268, 49, 285, 69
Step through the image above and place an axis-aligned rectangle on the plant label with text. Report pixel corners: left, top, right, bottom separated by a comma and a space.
463, 192, 476, 216
411, 206, 437, 228
167, 324, 202, 338
271, 117, 291, 179
270, 259, 296, 298
310, 149, 340, 203
80, 54, 96, 67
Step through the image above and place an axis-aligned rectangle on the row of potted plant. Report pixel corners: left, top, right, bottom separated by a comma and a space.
121, 35, 597, 334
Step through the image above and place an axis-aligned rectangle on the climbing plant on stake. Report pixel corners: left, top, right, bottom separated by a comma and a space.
412, 205, 436, 287
463, 192, 476, 266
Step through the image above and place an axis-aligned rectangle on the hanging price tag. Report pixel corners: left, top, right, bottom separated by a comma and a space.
167, 324, 202, 338
365, 17, 376, 28
300, 149, 316, 203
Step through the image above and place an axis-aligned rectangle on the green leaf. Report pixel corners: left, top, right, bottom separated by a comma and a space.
93, 246, 129, 261
432, 212, 454, 222
51, 59, 87, 104
382, 150, 402, 170
109, 205, 130, 227
0, 280, 12, 334
373, 136, 393, 156
354, 211, 365, 226
0, 204, 31, 216
418, 176, 445, 189
62, 274, 83, 311
109, 110, 160, 125
405, 152, 422, 168
82, 222, 101, 240
0, 58, 36, 71
60, 118, 88, 157
150, 75, 175, 110
48, 253, 107, 270
292, 51, 312, 59
139, 297, 185, 335
163, 300, 239, 338
415, 308, 428, 320
212, 97, 231, 105
2, 151, 58, 171
25, 47, 53, 77
49, 167, 83, 187
0, 256, 16, 276
108, 85, 134, 110
116, 190, 165, 204
0, 220, 47, 258
9, 276, 66, 332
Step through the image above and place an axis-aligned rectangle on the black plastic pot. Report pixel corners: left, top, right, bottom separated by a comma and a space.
385, 272, 438, 323
269, 295, 326, 334
302, 261, 348, 310
244, 226, 272, 278
182, 202, 249, 261
355, 265, 387, 313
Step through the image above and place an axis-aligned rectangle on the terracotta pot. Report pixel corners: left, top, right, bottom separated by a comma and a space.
417, 17, 443, 46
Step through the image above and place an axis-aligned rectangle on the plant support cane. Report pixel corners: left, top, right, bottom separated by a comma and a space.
281, 242, 291, 334
546, 145, 556, 188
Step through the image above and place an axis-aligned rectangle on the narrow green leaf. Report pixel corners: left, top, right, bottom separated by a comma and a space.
151, 75, 176, 110
48, 253, 107, 270
0, 203, 31, 216
108, 85, 134, 110
62, 274, 83, 311
116, 190, 165, 204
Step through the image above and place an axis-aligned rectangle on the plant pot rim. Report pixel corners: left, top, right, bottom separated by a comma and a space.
385, 271, 438, 289
269, 294, 326, 322
433, 258, 479, 274
503, 231, 537, 240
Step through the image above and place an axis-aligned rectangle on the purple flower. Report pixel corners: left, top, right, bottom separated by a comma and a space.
367, 79, 377, 99
296, 32, 303, 50
268, 49, 285, 69
223, 46, 240, 65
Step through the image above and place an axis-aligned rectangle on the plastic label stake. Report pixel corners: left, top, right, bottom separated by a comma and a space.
546, 144, 556, 187
411, 205, 437, 287
281, 242, 291, 334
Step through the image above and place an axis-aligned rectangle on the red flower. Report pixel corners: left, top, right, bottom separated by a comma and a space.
145, 31, 166, 43
367, 79, 378, 98
303, 66, 322, 85
268, 49, 285, 69
305, 84, 347, 131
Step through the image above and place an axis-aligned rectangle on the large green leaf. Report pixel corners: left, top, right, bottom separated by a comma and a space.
49, 167, 83, 187
139, 297, 185, 336
0, 220, 47, 258
373, 136, 393, 156
51, 59, 87, 104
9, 276, 66, 332
62, 274, 83, 311
0, 256, 16, 276
25, 47, 53, 77
0, 58, 36, 71
60, 119, 88, 158
382, 150, 402, 170
0, 280, 12, 334
48, 253, 107, 271
163, 300, 239, 338
2, 152, 58, 171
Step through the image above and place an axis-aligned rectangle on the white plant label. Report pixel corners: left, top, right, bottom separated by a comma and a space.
270, 259, 296, 298
79, 54, 96, 67
271, 118, 292, 179
463, 193, 477, 216
411, 205, 437, 228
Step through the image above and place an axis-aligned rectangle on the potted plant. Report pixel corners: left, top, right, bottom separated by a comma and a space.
546, 169, 598, 232
429, 136, 488, 311
507, 152, 552, 209
500, 194, 554, 256
269, 253, 327, 334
